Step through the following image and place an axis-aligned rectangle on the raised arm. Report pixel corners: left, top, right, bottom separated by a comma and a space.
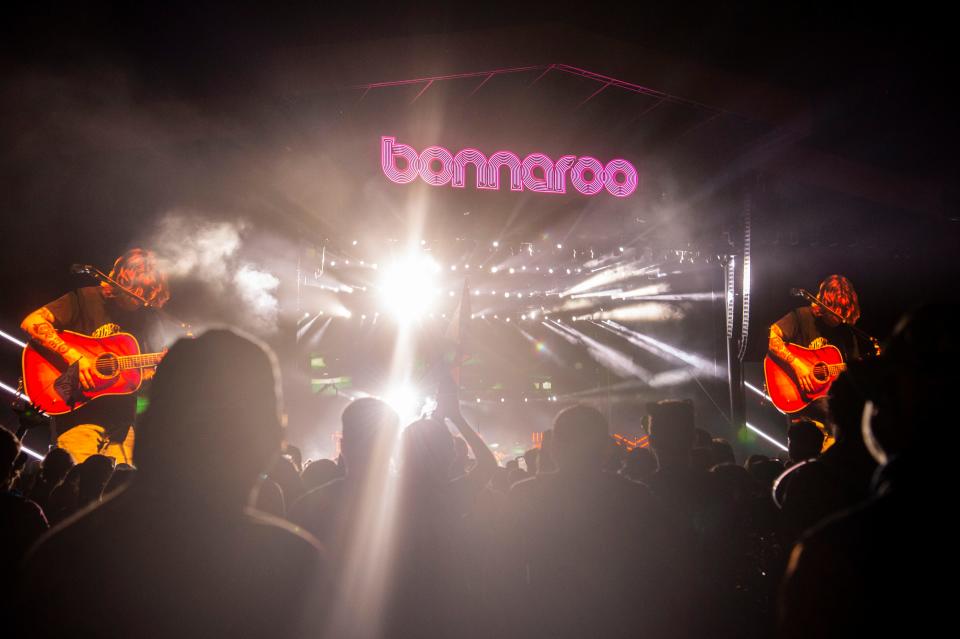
21, 307, 96, 389
447, 409, 497, 480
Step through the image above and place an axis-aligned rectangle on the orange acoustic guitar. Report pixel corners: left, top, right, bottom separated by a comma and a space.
763, 343, 846, 414
22, 330, 164, 415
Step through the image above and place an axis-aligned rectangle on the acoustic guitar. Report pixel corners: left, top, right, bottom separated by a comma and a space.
22, 330, 164, 414
763, 343, 846, 414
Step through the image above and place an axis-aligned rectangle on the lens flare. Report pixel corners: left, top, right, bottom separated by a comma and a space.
377, 255, 440, 323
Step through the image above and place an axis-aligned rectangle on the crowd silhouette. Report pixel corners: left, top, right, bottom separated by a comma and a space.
1, 304, 951, 638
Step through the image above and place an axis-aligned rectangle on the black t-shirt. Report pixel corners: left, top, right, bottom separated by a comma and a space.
44, 287, 163, 438
774, 306, 862, 362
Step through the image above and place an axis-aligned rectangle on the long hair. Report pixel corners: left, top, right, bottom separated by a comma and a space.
101, 248, 170, 308
812, 274, 860, 324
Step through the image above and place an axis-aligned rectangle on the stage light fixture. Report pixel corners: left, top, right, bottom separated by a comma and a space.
378, 254, 440, 323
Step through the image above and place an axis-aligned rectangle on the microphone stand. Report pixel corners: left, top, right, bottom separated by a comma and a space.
76, 265, 193, 336
792, 288, 881, 356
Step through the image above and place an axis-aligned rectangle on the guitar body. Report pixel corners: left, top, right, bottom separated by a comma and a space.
22, 331, 144, 415
763, 343, 845, 414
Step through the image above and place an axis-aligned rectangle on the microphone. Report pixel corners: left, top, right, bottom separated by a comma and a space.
70, 264, 94, 274
789, 288, 807, 298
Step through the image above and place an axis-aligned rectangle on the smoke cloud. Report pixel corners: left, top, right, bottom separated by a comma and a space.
146, 212, 282, 334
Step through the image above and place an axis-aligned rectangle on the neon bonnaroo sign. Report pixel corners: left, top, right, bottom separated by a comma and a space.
381, 136, 638, 198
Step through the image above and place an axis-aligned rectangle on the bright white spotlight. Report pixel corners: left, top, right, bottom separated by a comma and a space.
383, 384, 425, 424
378, 254, 440, 322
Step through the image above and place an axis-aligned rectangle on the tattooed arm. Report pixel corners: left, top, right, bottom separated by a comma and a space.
768, 324, 795, 365
769, 324, 816, 392
21, 307, 96, 389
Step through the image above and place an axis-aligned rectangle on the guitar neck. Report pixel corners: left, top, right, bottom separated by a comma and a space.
826, 362, 847, 376
117, 352, 165, 370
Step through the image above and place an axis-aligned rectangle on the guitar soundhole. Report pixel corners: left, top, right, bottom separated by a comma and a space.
812, 362, 829, 383
95, 353, 120, 378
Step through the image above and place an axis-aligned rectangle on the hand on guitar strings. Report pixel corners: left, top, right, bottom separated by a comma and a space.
76, 356, 97, 390
791, 358, 818, 393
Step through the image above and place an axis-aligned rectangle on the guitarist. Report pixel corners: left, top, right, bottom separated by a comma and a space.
768, 274, 865, 427
20, 249, 170, 465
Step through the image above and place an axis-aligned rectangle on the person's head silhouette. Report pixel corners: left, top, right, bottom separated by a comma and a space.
647, 399, 696, 466
401, 418, 455, 485
135, 328, 284, 506
341, 397, 398, 476
851, 304, 959, 465
552, 405, 609, 473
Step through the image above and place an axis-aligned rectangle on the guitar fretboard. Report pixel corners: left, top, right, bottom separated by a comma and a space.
117, 353, 165, 370
814, 362, 847, 377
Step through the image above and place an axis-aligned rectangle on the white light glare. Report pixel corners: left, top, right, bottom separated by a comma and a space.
378, 255, 440, 322
746, 422, 788, 451
383, 384, 426, 424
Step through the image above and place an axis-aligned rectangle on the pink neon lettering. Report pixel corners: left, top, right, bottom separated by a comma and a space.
603, 159, 638, 197
551, 155, 576, 193
452, 148, 489, 188
418, 146, 454, 185
381, 136, 419, 184
571, 157, 605, 196
522, 154, 555, 193
487, 151, 523, 191
381, 136, 637, 197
